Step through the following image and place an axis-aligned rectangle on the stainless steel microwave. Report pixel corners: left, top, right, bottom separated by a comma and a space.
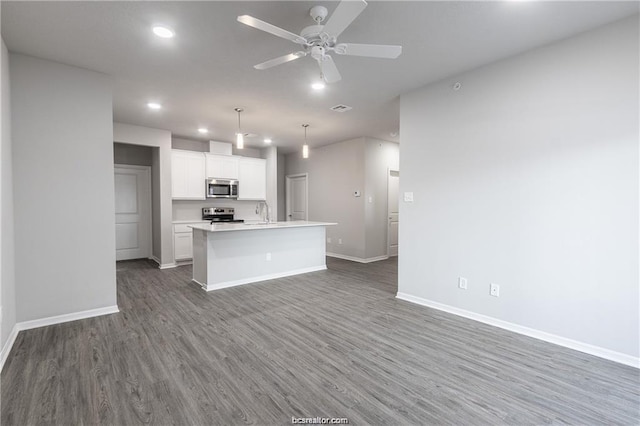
206, 178, 238, 198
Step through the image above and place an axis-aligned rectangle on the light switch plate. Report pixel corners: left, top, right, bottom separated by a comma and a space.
404, 192, 414, 202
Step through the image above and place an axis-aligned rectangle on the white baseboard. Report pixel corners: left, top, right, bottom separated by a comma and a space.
149, 256, 178, 269
1, 305, 120, 372
326, 253, 389, 264
159, 263, 178, 269
202, 265, 327, 291
396, 292, 639, 369
0, 324, 19, 372
17, 305, 120, 331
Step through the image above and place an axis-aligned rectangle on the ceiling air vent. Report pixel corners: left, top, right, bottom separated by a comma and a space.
330, 104, 353, 112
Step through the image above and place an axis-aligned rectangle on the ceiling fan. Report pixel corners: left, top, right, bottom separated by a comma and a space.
237, 0, 402, 83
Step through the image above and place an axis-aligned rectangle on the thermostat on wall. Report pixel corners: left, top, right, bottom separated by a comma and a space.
354, 190, 361, 197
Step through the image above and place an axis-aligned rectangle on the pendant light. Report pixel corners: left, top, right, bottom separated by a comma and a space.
302, 124, 310, 159
235, 107, 244, 149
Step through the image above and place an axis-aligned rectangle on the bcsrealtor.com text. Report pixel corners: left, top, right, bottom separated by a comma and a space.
291, 416, 349, 424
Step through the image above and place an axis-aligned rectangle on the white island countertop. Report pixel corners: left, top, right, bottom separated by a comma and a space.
189, 221, 336, 233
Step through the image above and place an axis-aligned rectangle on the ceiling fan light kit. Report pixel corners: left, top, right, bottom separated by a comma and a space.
237, 0, 402, 84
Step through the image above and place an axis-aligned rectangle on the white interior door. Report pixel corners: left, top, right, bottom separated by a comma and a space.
115, 165, 151, 261
286, 174, 308, 221
388, 170, 399, 256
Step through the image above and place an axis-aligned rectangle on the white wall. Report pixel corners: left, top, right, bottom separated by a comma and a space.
172, 199, 263, 222
277, 152, 286, 221
261, 146, 278, 220
285, 137, 399, 261
114, 142, 152, 167
286, 138, 367, 258
171, 137, 263, 159
1, 39, 17, 363
113, 123, 173, 266
399, 16, 639, 362
11, 53, 117, 321
364, 139, 400, 259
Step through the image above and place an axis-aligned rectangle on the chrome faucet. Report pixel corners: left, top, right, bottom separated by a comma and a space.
256, 201, 271, 223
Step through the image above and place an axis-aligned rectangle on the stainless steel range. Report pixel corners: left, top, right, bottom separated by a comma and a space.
202, 207, 244, 224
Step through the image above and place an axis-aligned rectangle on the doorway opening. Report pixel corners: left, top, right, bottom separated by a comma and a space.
387, 169, 399, 257
285, 173, 308, 221
113, 143, 155, 262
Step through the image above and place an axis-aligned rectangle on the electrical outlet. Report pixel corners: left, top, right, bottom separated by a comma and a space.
458, 277, 468, 290
490, 283, 500, 297
404, 192, 414, 202
338, 238, 343, 245
327, 237, 332, 243
266, 252, 271, 261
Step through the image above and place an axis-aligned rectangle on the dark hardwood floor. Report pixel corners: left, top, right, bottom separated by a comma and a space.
2, 257, 639, 425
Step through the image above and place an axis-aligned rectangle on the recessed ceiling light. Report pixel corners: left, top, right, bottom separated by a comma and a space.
152, 26, 175, 39
147, 102, 162, 110
311, 81, 325, 90
264, 138, 272, 144
198, 128, 209, 134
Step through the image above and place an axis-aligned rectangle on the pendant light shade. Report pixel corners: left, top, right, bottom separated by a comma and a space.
235, 108, 244, 149
302, 124, 310, 159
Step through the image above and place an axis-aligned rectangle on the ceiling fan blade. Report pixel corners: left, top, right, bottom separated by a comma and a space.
320, 55, 342, 83
321, 0, 367, 38
254, 52, 307, 70
238, 15, 307, 44
334, 43, 402, 59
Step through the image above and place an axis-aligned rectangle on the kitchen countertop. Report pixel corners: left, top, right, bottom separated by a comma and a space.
189, 221, 336, 233
173, 220, 210, 224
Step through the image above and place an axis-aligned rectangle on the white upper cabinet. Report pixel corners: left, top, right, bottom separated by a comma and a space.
172, 150, 206, 200
205, 154, 239, 179
238, 157, 266, 200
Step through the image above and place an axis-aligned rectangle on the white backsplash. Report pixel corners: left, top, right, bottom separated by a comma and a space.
172, 199, 263, 222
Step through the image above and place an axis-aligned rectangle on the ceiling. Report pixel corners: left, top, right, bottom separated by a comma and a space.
2, 1, 638, 153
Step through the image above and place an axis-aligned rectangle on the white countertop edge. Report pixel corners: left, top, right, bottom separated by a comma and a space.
173, 220, 211, 224
189, 221, 337, 232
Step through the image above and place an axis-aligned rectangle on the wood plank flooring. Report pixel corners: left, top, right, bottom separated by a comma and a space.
2, 257, 639, 425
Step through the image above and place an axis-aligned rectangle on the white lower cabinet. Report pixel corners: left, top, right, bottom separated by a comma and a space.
174, 232, 193, 261
174, 223, 205, 261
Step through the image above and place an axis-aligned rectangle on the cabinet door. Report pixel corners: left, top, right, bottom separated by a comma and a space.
172, 150, 205, 200
238, 157, 266, 200
174, 232, 193, 260
171, 152, 189, 198
206, 154, 239, 179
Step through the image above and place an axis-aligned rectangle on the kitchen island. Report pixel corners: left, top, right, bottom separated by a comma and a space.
189, 221, 336, 291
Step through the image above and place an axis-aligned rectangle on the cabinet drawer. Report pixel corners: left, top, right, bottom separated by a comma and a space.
174, 224, 195, 233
